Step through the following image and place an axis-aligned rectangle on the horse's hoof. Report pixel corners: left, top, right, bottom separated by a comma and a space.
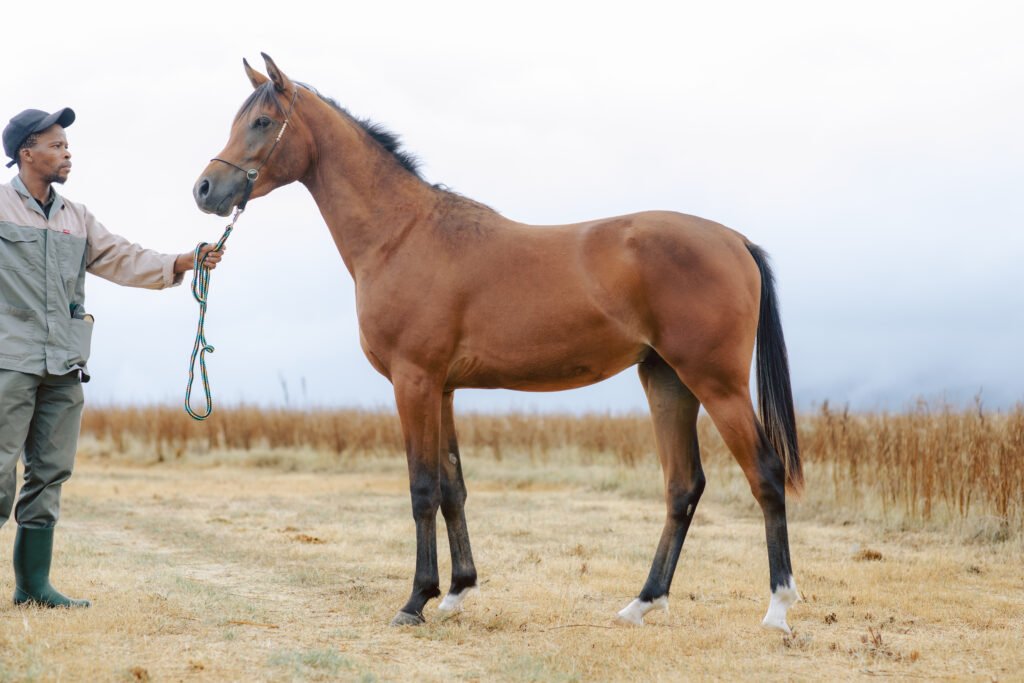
615, 596, 668, 626
761, 615, 792, 635
761, 577, 799, 635
390, 610, 425, 627
437, 587, 474, 619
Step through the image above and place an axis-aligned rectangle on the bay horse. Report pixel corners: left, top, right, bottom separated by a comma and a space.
193, 54, 803, 633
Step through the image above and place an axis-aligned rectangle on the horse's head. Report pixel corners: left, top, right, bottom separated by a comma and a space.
193, 53, 312, 217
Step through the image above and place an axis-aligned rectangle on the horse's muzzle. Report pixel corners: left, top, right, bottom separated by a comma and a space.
193, 174, 237, 217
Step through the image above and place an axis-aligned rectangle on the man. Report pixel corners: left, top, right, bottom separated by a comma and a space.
0, 107, 223, 607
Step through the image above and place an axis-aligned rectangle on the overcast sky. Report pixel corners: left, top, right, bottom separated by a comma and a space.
5, 1, 1022, 413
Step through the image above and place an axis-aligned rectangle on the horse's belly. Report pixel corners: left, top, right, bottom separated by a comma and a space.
446, 339, 648, 392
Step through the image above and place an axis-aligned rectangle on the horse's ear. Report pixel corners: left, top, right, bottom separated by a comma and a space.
261, 52, 293, 93
244, 58, 269, 89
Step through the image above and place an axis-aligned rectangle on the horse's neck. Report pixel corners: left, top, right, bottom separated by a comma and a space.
301, 113, 441, 277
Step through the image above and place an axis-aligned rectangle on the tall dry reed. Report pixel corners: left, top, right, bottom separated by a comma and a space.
804, 400, 1023, 534
79, 401, 1023, 533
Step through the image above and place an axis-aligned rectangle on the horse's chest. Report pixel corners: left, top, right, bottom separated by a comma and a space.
358, 330, 391, 380
356, 311, 447, 380
355, 279, 456, 357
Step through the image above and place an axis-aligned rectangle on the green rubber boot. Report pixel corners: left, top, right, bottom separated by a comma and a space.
12, 527, 91, 608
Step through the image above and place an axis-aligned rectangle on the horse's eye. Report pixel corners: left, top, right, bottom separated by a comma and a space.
252, 116, 273, 130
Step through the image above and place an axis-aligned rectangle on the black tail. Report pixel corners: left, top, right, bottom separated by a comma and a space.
746, 244, 803, 493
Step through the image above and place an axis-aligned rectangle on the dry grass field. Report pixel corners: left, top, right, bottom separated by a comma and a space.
0, 406, 1021, 682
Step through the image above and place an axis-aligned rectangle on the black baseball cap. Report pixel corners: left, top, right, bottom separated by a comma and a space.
3, 107, 76, 168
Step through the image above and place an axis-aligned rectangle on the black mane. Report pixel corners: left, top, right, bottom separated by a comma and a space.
302, 84, 423, 179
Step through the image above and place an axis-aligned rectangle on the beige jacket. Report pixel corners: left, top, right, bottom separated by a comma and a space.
0, 176, 182, 378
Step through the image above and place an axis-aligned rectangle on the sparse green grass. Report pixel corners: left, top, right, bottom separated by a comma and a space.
267, 648, 353, 678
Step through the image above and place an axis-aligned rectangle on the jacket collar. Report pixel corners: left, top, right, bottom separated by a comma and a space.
11, 174, 65, 219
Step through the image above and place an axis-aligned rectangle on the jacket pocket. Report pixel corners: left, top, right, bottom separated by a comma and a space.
0, 302, 39, 360
0, 223, 43, 273
0, 301, 35, 320
58, 233, 87, 280
66, 317, 94, 369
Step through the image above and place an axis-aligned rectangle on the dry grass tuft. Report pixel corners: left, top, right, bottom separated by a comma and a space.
853, 548, 884, 561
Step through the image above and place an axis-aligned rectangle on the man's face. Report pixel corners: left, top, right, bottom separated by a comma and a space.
22, 125, 72, 184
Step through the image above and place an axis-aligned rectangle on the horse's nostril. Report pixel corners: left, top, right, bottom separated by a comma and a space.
197, 179, 210, 198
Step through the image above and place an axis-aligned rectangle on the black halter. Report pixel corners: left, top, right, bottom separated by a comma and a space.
210, 87, 299, 211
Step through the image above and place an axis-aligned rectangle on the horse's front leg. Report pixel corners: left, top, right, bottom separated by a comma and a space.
437, 390, 477, 617
391, 367, 445, 626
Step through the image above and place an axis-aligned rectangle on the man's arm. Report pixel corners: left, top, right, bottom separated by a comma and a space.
84, 207, 224, 288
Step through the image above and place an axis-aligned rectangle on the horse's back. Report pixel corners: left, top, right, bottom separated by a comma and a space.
441, 210, 761, 391
456, 208, 762, 348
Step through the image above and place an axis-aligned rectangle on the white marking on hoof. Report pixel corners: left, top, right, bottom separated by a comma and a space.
437, 587, 474, 618
615, 595, 669, 625
390, 610, 425, 627
761, 576, 799, 634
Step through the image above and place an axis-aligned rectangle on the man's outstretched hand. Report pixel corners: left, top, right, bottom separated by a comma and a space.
174, 244, 225, 273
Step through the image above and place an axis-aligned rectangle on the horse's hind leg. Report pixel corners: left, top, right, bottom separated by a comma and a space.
697, 386, 799, 634
617, 352, 705, 625
436, 391, 478, 617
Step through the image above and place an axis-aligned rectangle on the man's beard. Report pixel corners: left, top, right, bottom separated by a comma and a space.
45, 170, 68, 185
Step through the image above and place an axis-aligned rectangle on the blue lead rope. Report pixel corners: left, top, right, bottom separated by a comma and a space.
184, 213, 239, 420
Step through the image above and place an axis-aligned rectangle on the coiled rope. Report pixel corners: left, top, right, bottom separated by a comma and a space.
184, 210, 241, 420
